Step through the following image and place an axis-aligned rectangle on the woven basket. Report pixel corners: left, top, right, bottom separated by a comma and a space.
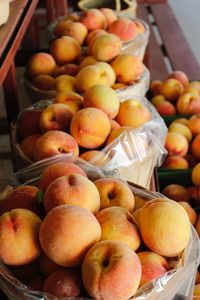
77, 0, 137, 17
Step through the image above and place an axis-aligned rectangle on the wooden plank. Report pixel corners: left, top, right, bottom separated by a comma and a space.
137, 4, 168, 80
150, 3, 200, 80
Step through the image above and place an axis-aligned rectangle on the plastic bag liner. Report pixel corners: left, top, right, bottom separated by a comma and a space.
0, 155, 199, 300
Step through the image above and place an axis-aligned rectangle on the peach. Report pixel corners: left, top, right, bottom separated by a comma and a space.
161, 155, 189, 169
0, 185, 41, 216
100, 8, 117, 27
96, 207, 140, 251
137, 251, 168, 287
149, 80, 162, 96
105, 126, 132, 145
187, 186, 200, 206
39, 161, 87, 191
20, 134, 42, 161
116, 99, 151, 128
162, 184, 189, 202
82, 240, 141, 300
54, 63, 80, 77
176, 93, 200, 114
86, 29, 107, 45
184, 85, 199, 98
70, 107, 111, 149
0, 208, 41, 266
83, 84, 120, 119
193, 284, 200, 299
150, 94, 165, 107
79, 150, 110, 166
108, 18, 138, 42
164, 131, 189, 157
50, 36, 81, 65
53, 19, 72, 37
192, 163, 200, 186
89, 33, 122, 62
31, 74, 55, 90
188, 115, 200, 136
19, 109, 43, 139
171, 117, 189, 126
80, 9, 106, 31
43, 268, 82, 298
189, 81, 200, 94
160, 79, 184, 102
110, 119, 120, 130
38, 253, 60, 276
55, 21, 88, 45
53, 74, 76, 93
168, 122, 192, 143
79, 55, 98, 68
94, 177, 134, 212
76, 62, 116, 92
44, 173, 100, 214
39, 205, 101, 267
156, 100, 176, 116
32, 130, 79, 162
178, 201, 197, 225
53, 91, 83, 113
138, 198, 190, 257
39, 103, 73, 133
191, 135, 200, 160
167, 70, 189, 88
26, 53, 56, 78
111, 54, 144, 84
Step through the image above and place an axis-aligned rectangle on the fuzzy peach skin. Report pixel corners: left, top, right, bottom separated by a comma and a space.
39, 103, 74, 133
80, 150, 110, 166
31, 74, 55, 90
149, 80, 162, 96
70, 107, 111, 149
176, 93, 200, 115
108, 18, 138, 42
43, 173, 100, 214
80, 9, 106, 31
188, 115, 200, 136
94, 178, 135, 212
137, 251, 169, 287
53, 75, 76, 93
54, 21, 88, 45
192, 163, 200, 186
89, 33, 122, 62
26, 53, 56, 78
162, 184, 189, 202
115, 99, 151, 128
53, 91, 83, 113
0, 208, 41, 266
43, 268, 82, 298
100, 8, 117, 27
82, 240, 141, 300
96, 207, 140, 251
32, 130, 79, 162
191, 135, 200, 161
0, 185, 41, 216
161, 155, 189, 169
155, 100, 176, 116
164, 131, 189, 157
38, 253, 60, 276
111, 54, 144, 84
54, 63, 80, 77
168, 122, 192, 143
105, 126, 132, 145
83, 84, 120, 119
39, 162, 87, 191
76, 62, 116, 92
39, 205, 101, 267
178, 201, 197, 225
138, 198, 191, 257
50, 36, 81, 65
160, 79, 184, 102
19, 109, 43, 139
167, 70, 189, 88
20, 134, 42, 161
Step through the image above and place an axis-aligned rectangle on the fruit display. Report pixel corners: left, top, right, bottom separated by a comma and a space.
0, 156, 198, 300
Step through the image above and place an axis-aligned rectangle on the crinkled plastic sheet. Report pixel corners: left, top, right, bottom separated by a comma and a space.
0, 156, 199, 300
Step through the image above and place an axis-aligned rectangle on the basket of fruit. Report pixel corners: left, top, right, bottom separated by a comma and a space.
0, 155, 199, 300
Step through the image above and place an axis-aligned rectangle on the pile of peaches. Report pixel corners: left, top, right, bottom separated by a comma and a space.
0, 159, 192, 299
25, 8, 146, 97
17, 84, 152, 164
149, 70, 200, 116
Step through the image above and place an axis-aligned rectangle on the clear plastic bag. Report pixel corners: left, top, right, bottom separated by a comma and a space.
0, 156, 199, 300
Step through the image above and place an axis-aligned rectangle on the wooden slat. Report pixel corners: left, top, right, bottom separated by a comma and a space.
150, 3, 200, 80
137, 4, 168, 80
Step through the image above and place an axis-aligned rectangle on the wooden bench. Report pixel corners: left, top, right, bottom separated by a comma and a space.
137, 2, 200, 80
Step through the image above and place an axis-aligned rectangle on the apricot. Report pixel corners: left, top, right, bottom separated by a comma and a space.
176, 93, 200, 115
162, 184, 189, 202
39, 205, 101, 267
161, 155, 189, 169
164, 131, 189, 157
70, 108, 111, 149
160, 78, 184, 102
27, 53, 56, 78
156, 100, 176, 116
167, 70, 189, 88
150, 94, 165, 107
55, 21, 88, 45
168, 122, 192, 143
